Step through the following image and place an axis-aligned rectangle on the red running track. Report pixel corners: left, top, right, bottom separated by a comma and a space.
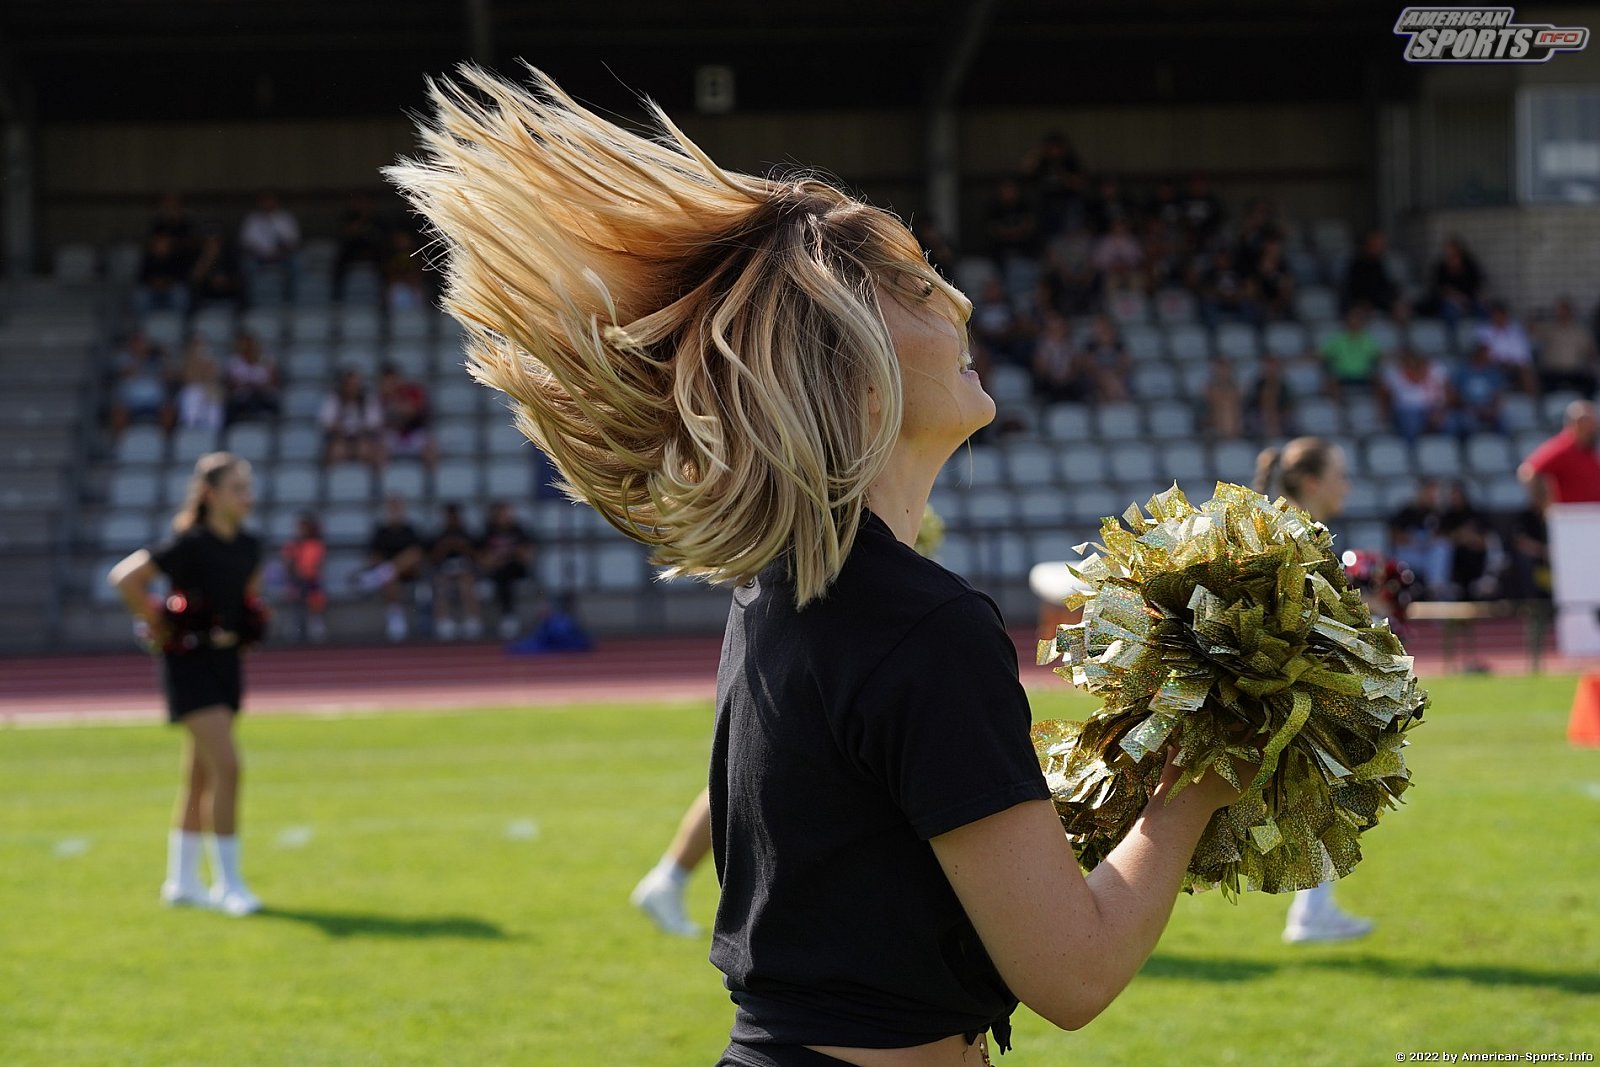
1, 619, 1592, 726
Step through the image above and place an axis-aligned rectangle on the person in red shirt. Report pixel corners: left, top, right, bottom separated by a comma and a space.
1519, 400, 1600, 503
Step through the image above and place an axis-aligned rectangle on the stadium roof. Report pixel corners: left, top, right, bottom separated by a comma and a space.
2, 0, 1418, 122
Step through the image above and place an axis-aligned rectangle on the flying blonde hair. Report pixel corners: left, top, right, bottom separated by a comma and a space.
386, 64, 966, 605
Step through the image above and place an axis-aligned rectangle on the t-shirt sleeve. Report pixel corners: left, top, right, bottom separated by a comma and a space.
148, 531, 194, 580
1524, 436, 1567, 476
849, 593, 1050, 841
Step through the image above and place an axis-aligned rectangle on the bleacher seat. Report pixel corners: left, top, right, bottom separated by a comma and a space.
1264, 322, 1309, 359
1178, 362, 1211, 395
1502, 395, 1539, 433
1132, 364, 1180, 400
163, 466, 192, 506
434, 379, 483, 417
342, 264, 383, 305
434, 418, 480, 458
1415, 435, 1460, 477
1380, 478, 1418, 512
1107, 289, 1149, 325
289, 308, 334, 345
143, 310, 185, 348
1481, 473, 1527, 512
1367, 317, 1403, 354
275, 423, 321, 463
99, 510, 152, 550
171, 427, 219, 465
1342, 521, 1388, 554
242, 307, 285, 345
1156, 442, 1209, 485
1309, 218, 1353, 256
390, 308, 432, 340
190, 307, 236, 346
434, 459, 482, 500
1067, 484, 1123, 524
1364, 435, 1411, 477
109, 468, 161, 508
1342, 481, 1383, 519
486, 421, 528, 457
385, 342, 431, 378
1407, 318, 1451, 357
1344, 395, 1386, 436
927, 487, 963, 527
937, 532, 976, 577
1464, 433, 1514, 474
270, 463, 319, 507
1145, 399, 1196, 438
1166, 323, 1212, 362
262, 509, 301, 543
285, 345, 333, 382
1122, 324, 1165, 362
1107, 442, 1159, 485
1005, 442, 1057, 487
1215, 323, 1260, 361
986, 364, 1032, 405
282, 383, 325, 420
1058, 441, 1106, 484
1027, 531, 1087, 568
54, 243, 98, 283
1211, 440, 1259, 484
485, 456, 532, 498
594, 542, 648, 592
988, 532, 1032, 578
380, 464, 428, 502
334, 343, 380, 376
1043, 404, 1092, 441
1542, 391, 1583, 425
322, 506, 372, 546
115, 426, 166, 465
945, 446, 1004, 489
1292, 286, 1338, 322
1095, 402, 1143, 439
1296, 396, 1343, 436
339, 306, 383, 343
322, 551, 368, 593
1016, 486, 1071, 526
965, 486, 1016, 527
325, 465, 372, 504
105, 242, 142, 284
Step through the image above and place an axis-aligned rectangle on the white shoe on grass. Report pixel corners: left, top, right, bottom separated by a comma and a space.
629, 870, 701, 937
1283, 908, 1374, 944
160, 879, 212, 909
210, 883, 262, 917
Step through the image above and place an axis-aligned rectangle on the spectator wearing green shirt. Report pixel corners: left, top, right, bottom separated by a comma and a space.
1321, 303, 1384, 400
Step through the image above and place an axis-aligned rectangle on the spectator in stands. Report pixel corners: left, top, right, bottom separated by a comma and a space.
1519, 399, 1600, 503
1144, 178, 1184, 238
982, 176, 1039, 261
1246, 353, 1295, 439
1086, 175, 1134, 236
1473, 300, 1538, 394
971, 276, 1027, 367
136, 231, 192, 316
1387, 478, 1452, 596
1535, 296, 1600, 398
1137, 215, 1187, 295
1378, 346, 1450, 443
354, 494, 427, 642
1421, 235, 1483, 328
319, 368, 384, 469
381, 229, 428, 313
1320, 303, 1384, 399
174, 337, 226, 433
1020, 131, 1085, 239
1089, 218, 1144, 294
333, 192, 388, 303
279, 512, 328, 643
1506, 478, 1552, 600
1077, 313, 1131, 402
1197, 248, 1255, 328
376, 362, 438, 472
223, 331, 281, 425
1036, 239, 1098, 318
238, 191, 301, 304
1201, 357, 1244, 440
147, 192, 198, 266
188, 231, 243, 313
430, 502, 483, 641
478, 500, 537, 639
1449, 342, 1507, 437
1230, 199, 1283, 279
1341, 229, 1400, 316
1246, 238, 1296, 322
1438, 479, 1496, 601
1179, 172, 1224, 251
107, 330, 176, 439
1030, 311, 1090, 404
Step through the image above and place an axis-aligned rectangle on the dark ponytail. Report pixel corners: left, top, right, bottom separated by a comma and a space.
1253, 436, 1334, 506
173, 451, 249, 532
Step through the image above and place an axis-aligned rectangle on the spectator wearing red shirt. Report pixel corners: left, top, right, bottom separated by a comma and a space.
1519, 400, 1600, 503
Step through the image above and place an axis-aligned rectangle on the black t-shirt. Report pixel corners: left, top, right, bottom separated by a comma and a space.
149, 526, 262, 632
369, 522, 422, 561
710, 512, 1050, 1050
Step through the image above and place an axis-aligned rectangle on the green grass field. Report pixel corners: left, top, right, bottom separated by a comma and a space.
3, 675, 1598, 1066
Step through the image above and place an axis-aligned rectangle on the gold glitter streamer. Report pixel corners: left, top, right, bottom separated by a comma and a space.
1033, 482, 1427, 896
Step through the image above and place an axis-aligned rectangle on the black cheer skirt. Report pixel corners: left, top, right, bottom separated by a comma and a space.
161, 647, 243, 722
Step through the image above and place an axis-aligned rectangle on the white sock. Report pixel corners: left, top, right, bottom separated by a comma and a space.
167, 829, 203, 889
652, 857, 692, 889
208, 834, 246, 891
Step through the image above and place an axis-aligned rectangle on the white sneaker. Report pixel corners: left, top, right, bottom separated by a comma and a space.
629, 870, 702, 937
385, 608, 408, 643
210, 883, 262, 917
1283, 908, 1374, 944
160, 879, 212, 909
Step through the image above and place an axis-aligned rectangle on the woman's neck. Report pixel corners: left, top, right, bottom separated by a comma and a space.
205, 513, 240, 540
866, 446, 944, 548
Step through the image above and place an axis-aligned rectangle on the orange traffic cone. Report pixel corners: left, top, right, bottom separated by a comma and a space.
1568, 674, 1600, 747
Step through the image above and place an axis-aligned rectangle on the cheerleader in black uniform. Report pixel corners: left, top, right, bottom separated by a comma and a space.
108, 451, 266, 916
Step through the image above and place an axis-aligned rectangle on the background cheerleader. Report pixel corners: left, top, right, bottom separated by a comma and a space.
108, 451, 266, 917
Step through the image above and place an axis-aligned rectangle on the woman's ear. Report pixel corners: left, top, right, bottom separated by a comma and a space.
866, 383, 882, 417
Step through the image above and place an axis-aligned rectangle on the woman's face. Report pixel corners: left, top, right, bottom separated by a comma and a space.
208, 467, 255, 524
877, 285, 994, 454
1301, 447, 1350, 522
